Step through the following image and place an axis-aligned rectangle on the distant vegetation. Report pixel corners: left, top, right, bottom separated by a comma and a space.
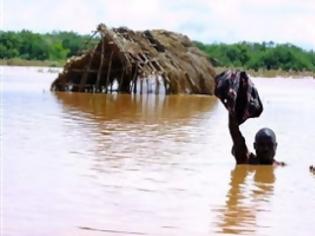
0, 30, 314, 73
194, 41, 315, 72
0, 30, 98, 65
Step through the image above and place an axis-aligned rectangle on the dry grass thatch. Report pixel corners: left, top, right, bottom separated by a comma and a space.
51, 24, 216, 95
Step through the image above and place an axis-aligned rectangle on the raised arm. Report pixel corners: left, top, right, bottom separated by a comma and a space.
228, 114, 250, 164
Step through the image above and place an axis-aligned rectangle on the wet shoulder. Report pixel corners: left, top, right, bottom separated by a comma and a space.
248, 153, 259, 165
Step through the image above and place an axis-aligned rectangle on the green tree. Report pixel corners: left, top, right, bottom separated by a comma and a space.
194, 41, 315, 72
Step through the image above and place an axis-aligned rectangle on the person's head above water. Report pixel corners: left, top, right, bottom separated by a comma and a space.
254, 128, 277, 164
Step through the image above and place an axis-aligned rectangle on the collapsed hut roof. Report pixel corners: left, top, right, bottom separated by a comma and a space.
51, 24, 216, 95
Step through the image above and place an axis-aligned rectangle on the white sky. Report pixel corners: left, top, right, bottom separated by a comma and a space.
1, 0, 315, 50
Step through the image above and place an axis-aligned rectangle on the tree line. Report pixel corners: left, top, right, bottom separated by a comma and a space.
194, 41, 315, 72
1, 30, 314, 72
0, 30, 98, 61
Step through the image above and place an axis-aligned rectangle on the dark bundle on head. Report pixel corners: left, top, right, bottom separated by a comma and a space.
214, 70, 263, 124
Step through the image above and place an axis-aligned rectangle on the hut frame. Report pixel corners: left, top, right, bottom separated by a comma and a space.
51, 24, 216, 95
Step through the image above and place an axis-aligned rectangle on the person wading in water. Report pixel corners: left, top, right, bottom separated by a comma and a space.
229, 113, 285, 165
215, 70, 285, 166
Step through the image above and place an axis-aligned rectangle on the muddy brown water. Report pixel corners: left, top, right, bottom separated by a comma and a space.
1, 66, 315, 236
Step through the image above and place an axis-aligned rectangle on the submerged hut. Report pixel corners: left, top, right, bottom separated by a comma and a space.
51, 24, 216, 95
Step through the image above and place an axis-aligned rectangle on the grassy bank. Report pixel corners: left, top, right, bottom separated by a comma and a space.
1, 58, 314, 78
215, 67, 315, 78
0, 58, 65, 67
247, 69, 314, 78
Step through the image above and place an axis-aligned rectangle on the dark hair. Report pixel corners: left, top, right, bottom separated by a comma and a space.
255, 128, 276, 143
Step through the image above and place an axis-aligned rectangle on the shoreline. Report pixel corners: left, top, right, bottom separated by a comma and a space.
0, 58, 65, 68
215, 67, 315, 79
1, 59, 314, 78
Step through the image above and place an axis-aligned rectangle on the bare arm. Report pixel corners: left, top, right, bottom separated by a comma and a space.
228, 114, 250, 164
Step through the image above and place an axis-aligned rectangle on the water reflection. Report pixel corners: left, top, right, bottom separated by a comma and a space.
3, 67, 315, 236
216, 166, 275, 235
52, 92, 220, 176
53, 92, 218, 123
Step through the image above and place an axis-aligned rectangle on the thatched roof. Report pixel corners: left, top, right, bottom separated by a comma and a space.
51, 24, 216, 95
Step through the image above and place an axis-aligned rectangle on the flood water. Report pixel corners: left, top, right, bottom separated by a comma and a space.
1, 66, 315, 236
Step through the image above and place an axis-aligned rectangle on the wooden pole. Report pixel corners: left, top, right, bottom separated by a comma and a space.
105, 51, 114, 93
162, 74, 170, 94
146, 78, 149, 93
95, 38, 105, 91
155, 75, 160, 94
118, 65, 125, 92
132, 63, 138, 94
